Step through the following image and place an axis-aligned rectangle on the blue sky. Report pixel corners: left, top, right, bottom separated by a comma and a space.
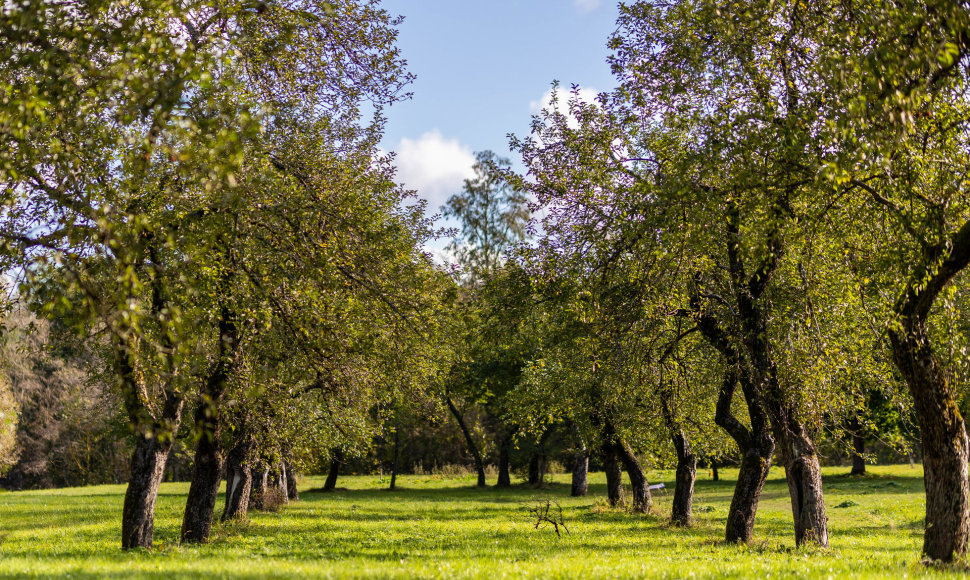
379, 0, 621, 246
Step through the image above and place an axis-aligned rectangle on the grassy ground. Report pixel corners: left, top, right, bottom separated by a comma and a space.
0, 464, 962, 578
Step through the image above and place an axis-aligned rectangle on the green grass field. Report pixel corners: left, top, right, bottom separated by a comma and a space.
0, 464, 963, 578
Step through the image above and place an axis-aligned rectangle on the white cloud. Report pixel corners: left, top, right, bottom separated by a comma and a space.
394, 130, 477, 211
574, 0, 601, 13
529, 86, 600, 129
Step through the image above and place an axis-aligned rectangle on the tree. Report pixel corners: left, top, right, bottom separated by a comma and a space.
442, 151, 530, 282
0, 0, 420, 549
439, 150, 530, 486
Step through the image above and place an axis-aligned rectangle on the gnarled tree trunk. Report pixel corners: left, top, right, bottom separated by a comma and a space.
122, 433, 176, 550
891, 318, 970, 562
774, 417, 828, 547
180, 265, 239, 544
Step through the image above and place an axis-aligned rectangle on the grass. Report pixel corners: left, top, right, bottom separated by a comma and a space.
0, 464, 962, 578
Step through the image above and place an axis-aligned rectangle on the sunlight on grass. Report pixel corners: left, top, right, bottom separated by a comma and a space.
0, 465, 960, 578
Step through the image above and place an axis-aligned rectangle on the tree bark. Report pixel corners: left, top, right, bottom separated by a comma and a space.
703, 327, 775, 545
274, 463, 289, 504
571, 446, 589, 497
323, 449, 342, 491
496, 434, 511, 488
527, 428, 551, 486
670, 430, 697, 526
445, 396, 486, 487
285, 460, 299, 501
180, 428, 224, 543
711, 459, 719, 482
180, 266, 239, 544
659, 387, 696, 526
615, 438, 651, 513
121, 433, 176, 550
390, 428, 400, 491
250, 466, 270, 510
601, 438, 622, 507
850, 415, 866, 476
891, 317, 970, 561
222, 440, 253, 521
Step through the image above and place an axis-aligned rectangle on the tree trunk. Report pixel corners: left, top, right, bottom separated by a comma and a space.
121, 434, 174, 550
711, 459, 719, 482
179, 286, 238, 544
496, 435, 511, 488
571, 446, 588, 497
285, 460, 299, 501
726, 441, 773, 543
891, 322, 970, 562
616, 439, 651, 513
180, 428, 224, 543
274, 463, 289, 504
390, 428, 400, 491
850, 415, 866, 476
445, 396, 486, 487
250, 466, 270, 510
670, 430, 697, 526
602, 438, 622, 507
709, 353, 775, 544
323, 449, 342, 491
222, 441, 252, 522
659, 387, 695, 525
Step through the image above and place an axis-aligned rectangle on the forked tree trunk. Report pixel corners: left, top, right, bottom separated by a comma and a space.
323, 449, 342, 491
615, 439, 651, 513
602, 439, 622, 507
891, 321, 970, 562
122, 434, 175, 550
571, 446, 589, 497
705, 342, 774, 544
445, 396, 486, 487
222, 442, 253, 521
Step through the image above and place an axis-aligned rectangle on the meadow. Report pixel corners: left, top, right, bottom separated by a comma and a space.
0, 465, 961, 579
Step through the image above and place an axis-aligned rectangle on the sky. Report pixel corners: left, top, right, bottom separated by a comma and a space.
378, 0, 621, 250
